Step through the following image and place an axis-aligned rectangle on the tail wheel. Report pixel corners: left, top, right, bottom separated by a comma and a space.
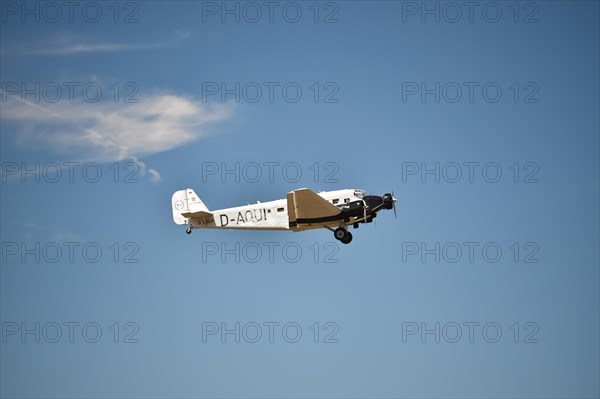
186, 227, 192, 234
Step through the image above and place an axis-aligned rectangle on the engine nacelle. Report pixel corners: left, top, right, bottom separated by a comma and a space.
383, 193, 394, 210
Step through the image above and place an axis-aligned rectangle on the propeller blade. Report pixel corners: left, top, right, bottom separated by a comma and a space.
392, 190, 397, 219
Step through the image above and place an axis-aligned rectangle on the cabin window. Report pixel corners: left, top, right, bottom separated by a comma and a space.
277, 207, 284, 212
344, 198, 350, 203
332, 199, 339, 204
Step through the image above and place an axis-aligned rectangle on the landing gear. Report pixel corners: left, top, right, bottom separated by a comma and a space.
340, 232, 353, 244
186, 227, 192, 234
333, 227, 353, 244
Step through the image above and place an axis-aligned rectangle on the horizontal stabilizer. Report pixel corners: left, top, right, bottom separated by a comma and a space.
182, 210, 212, 219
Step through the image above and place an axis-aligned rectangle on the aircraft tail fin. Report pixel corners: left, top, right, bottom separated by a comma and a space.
172, 188, 210, 225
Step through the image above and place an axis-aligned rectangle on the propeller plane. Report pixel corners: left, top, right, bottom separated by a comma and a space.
172, 188, 396, 244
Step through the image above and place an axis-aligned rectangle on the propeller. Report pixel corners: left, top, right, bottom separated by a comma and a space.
362, 199, 368, 227
392, 190, 397, 219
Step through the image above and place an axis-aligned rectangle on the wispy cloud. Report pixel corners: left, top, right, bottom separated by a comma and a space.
3, 222, 81, 243
16, 30, 192, 56
32, 43, 156, 56
130, 156, 162, 183
1, 91, 233, 182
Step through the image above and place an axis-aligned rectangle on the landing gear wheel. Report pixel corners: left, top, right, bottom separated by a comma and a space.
186, 227, 192, 234
334, 227, 347, 241
340, 232, 353, 244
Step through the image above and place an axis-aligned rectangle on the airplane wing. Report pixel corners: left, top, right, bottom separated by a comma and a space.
287, 188, 342, 224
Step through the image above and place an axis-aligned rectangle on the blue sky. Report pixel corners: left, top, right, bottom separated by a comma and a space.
1, 1, 599, 398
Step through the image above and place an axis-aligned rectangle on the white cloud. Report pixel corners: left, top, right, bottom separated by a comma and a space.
17, 30, 192, 56
1, 92, 233, 181
129, 156, 162, 183
31, 42, 157, 56
148, 169, 161, 183
4, 222, 81, 243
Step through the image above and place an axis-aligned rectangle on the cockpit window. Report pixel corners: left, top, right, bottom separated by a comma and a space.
354, 190, 366, 199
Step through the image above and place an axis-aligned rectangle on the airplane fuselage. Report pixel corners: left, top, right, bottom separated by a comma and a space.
188, 189, 363, 231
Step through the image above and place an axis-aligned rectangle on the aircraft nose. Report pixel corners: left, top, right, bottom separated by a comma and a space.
385, 192, 397, 219
382, 193, 394, 209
